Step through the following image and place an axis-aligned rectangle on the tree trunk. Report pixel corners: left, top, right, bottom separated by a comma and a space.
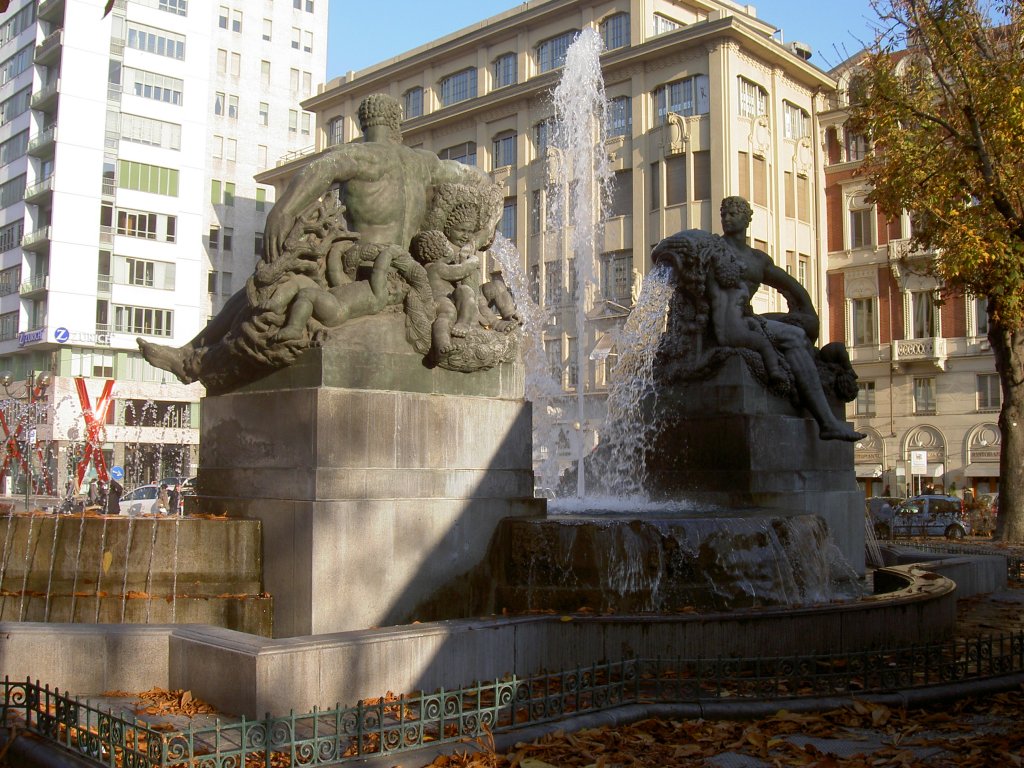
992, 319, 1024, 542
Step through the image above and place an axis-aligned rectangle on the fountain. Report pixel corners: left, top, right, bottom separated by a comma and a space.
0, 35, 979, 760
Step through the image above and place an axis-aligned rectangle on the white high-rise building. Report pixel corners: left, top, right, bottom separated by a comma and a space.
0, 0, 326, 496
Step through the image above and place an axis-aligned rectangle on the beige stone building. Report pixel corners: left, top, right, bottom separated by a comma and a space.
259, 0, 837, 477
822, 57, 1001, 500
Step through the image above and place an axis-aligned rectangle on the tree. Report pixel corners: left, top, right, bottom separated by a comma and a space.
850, 0, 1024, 539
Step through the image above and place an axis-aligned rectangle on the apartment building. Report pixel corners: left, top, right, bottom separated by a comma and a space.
0, 0, 326, 495
258, 0, 836, 476
822, 57, 1001, 499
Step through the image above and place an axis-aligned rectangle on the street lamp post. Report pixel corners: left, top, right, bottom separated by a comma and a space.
1, 371, 51, 512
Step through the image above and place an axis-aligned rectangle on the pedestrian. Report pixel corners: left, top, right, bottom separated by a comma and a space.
882, 484, 891, 497
157, 483, 170, 514
169, 483, 181, 516
87, 478, 99, 508
106, 478, 122, 516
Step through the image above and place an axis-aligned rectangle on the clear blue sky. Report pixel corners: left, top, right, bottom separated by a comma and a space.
326, 0, 880, 80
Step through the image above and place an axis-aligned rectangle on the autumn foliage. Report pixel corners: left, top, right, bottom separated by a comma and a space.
850, 0, 1024, 540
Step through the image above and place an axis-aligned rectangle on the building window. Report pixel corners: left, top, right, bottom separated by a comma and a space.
649, 162, 660, 210
231, 9, 242, 32
977, 373, 1001, 411
117, 160, 179, 196
257, 145, 268, 168
125, 67, 183, 105
303, 31, 313, 53
531, 190, 542, 235
288, 110, 298, 134
254, 231, 264, 255
440, 67, 477, 106
537, 30, 577, 73
114, 305, 173, 337
125, 258, 155, 287
850, 297, 877, 346
327, 116, 344, 146
602, 251, 631, 301
654, 74, 709, 122
738, 77, 768, 118
120, 113, 181, 150
913, 377, 936, 414
403, 87, 423, 118
492, 130, 516, 168
225, 138, 236, 162
782, 101, 809, 139
227, 94, 238, 119
653, 13, 681, 35
261, 60, 271, 86
301, 112, 311, 136
208, 226, 219, 249
610, 170, 632, 217
601, 12, 630, 50
126, 22, 185, 60
493, 53, 516, 88
439, 141, 476, 166
693, 150, 711, 200
849, 207, 873, 249
846, 131, 868, 161
534, 118, 553, 156
218, 5, 228, 28
259, 102, 269, 126
221, 271, 233, 295
223, 227, 233, 251
910, 290, 936, 338
0, 220, 23, 253
291, 26, 300, 49
972, 296, 989, 337
797, 256, 809, 287
114, 207, 176, 242
262, 18, 272, 41
0, 310, 17, 341
665, 154, 686, 206
499, 197, 516, 241
544, 261, 563, 306
224, 182, 235, 206
608, 95, 631, 137
0, 129, 27, 167
256, 186, 268, 211
855, 381, 875, 416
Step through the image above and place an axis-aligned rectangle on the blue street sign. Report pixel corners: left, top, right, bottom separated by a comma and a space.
110, 465, 125, 481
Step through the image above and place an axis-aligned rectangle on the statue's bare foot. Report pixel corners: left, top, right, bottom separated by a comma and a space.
451, 322, 470, 338
274, 325, 305, 343
494, 319, 519, 333
137, 338, 194, 384
819, 425, 867, 442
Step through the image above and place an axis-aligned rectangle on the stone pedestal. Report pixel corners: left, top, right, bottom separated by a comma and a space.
197, 313, 543, 637
645, 357, 866, 572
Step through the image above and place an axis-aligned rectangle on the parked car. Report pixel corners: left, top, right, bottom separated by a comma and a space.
872, 494, 970, 540
866, 497, 902, 538
118, 484, 163, 516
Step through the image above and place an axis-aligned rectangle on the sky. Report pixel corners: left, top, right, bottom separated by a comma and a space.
326, 0, 881, 80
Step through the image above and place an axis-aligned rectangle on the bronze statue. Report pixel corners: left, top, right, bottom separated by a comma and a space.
653, 196, 864, 442
138, 94, 519, 393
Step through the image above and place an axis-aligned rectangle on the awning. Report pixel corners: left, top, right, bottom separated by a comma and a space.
964, 462, 1000, 478
855, 464, 883, 478
589, 334, 616, 361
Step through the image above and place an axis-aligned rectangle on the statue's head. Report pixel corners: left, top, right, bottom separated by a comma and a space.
444, 202, 480, 246
720, 196, 753, 233
357, 94, 403, 142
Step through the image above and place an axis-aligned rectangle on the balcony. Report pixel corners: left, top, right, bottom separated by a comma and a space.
34, 28, 63, 67
27, 125, 57, 158
38, 0, 66, 23
23, 176, 54, 205
31, 80, 61, 113
21, 226, 52, 253
892, 336, 947, 370
19, 275, 49, 297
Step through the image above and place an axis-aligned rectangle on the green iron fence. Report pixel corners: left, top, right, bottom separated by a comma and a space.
3, 630, 1024, 767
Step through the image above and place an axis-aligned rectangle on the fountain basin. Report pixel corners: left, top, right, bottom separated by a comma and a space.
0, 562, 957, 718
0, 514, 271, 635
485, 512, 852, 614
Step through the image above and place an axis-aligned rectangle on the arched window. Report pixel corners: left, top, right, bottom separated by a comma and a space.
439, 141, 476, 166
653, 74, 709, 122
493, 53, 516, 88
738, 76, 767, 118
537, 30, 577, 72
402, 87, 423, 118
601, 12, 629, 50
440, 68, 477, 106
492, 130, 517, 168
